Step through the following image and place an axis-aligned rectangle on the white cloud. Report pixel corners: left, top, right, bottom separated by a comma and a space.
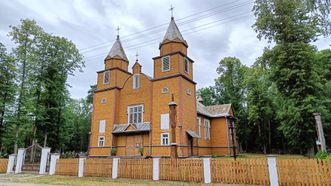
0, 0, 330, 99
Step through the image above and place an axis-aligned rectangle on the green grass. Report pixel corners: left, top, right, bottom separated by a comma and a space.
210, 153, 307, 159
0, 174, 251, 186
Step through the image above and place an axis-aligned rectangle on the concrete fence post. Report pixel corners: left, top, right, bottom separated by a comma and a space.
112, 158, 119, 179
267, 155, 279, 186
6, 154, 16, 173
78, 157, 86, 177
49, 153, 60, 175
152, 158, 160, 181
15, 148, 25, 174
203, 158, 211, 184
39, 147, 51, 174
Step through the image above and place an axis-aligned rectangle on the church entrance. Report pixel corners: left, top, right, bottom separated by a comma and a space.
126, 135, 143, 156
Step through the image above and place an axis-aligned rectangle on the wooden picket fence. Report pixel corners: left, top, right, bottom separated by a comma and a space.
84, 158, 112, 177
159, 158, 204, 182
55, 158, 79, 176
277, 159, 331, 186
118, 159, 153, 179
0, 159, 8, 173
211, 158, 269, 185
51, 157, 331, 185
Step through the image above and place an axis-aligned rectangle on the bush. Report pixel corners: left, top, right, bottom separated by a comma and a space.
111, 148, 117, 156
315, 151, 331, 161
211, 154, 225, 158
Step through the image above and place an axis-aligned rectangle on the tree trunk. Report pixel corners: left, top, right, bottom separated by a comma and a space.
43, 133, 47, 147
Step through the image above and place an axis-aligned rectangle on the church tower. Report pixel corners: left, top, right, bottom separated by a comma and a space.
90, 33, 131, 156
151, 15, 197, 157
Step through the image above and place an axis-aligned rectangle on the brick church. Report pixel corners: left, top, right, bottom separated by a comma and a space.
88, 16, 237, 157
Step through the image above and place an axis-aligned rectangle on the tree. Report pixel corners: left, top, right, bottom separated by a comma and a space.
253, 0, 331, 153
245, 58, 274, 154
0, 43, 16, 153
197, 87, 216, 106
9, 19, 44, 153
214, 57, 250, 151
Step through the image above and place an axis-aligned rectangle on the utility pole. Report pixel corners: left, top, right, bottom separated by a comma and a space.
314, 113, 326, 151
228, 117, 237, 160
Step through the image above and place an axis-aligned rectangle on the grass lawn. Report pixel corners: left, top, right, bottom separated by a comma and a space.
0, 174, 252, 186
238, 153, 307, 159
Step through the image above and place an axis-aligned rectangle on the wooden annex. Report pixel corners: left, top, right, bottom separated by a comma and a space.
89, 16, 237, 157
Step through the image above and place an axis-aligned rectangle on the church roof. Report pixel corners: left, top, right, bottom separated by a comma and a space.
197, 102, 232, 118
162, 18, 186, 43
107, 36, 128, 61
112, 122, 150, 134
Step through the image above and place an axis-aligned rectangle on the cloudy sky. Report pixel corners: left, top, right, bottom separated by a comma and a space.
1, 0, 330, 99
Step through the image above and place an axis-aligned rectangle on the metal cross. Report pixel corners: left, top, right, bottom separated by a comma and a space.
169, 4, 174, 18
135, 52, 139, 61
116, 26, 120, 36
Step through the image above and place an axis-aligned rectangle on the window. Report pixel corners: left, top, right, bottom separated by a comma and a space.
161, 133, 169, 145
99, 120, 106, 133
128, 105, 143, 124
184, 58, 189, 73
196, 117, 201, 137
160, 114, 169, 130
133, 74, 140, 89
101, 98, 107, 104
98, 136, 105, 147
186, 88, 192, 95
103, 71, 110, 84
204, 119, 210, 140
162, 56, 170, 72
161, 87, 169, 93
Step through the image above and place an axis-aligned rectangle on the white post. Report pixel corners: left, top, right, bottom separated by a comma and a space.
39, 147, 51, 174
152, 158, 160, 181
203, 158, 211, 184
78, 157, 86, 177
267, 155, 279, 186
6, 154, 16, 173
49, 153, 60, 175
15, 148, 25, 174
112, 158, 119, 179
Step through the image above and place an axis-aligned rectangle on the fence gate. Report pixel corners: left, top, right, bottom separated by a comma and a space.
22, 143, 43, 172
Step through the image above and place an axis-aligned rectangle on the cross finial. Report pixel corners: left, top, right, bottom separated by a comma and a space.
116, 26, 120, 39
135, 52, 139, 62
169, 4, 174, 19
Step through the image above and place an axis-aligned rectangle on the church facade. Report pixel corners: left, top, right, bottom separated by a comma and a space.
88, 17, 237, 157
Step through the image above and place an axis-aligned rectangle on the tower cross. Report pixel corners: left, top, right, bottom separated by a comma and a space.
116, 26, 120, 37
169, 4, 174, 18
135, 52, 139, 61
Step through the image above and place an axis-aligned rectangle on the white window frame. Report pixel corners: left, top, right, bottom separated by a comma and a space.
161, 56, 170, 72
98, 136, 105, 147
197, 117, 201, 137
133, 74, 140, 89
160, 133, 170, 145
127, 104, 144, 124
99, 120, 106, 133
204, 119, 210, 140
160, 114, 169, 130
103, 71, 110, 84
184, 58, 189, 74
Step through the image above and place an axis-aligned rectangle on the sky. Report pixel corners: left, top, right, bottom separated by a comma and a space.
1, 0, 330, 99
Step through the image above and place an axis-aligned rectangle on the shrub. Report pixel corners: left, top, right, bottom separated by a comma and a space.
315, 151, 331, 162
138, 147, 144, 156
111, 148, 117, 156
